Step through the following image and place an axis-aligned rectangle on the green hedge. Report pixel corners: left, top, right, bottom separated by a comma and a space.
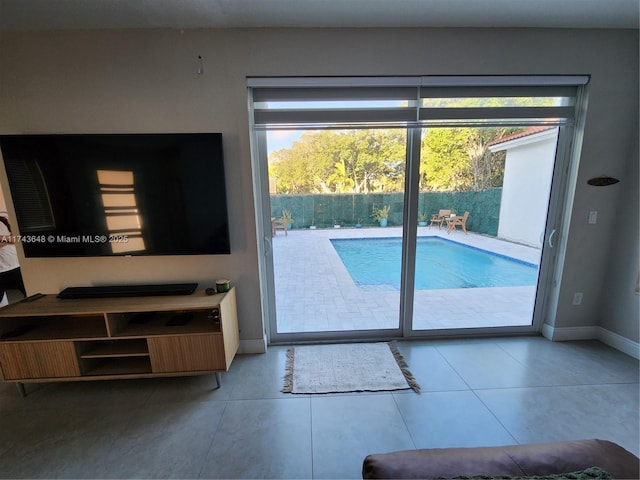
270, 189, 502, 236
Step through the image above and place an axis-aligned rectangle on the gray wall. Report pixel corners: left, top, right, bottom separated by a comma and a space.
0, 27, 637, 349
601, 138, 639, 342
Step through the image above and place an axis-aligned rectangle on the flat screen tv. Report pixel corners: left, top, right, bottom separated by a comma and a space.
0, 133, 230, 257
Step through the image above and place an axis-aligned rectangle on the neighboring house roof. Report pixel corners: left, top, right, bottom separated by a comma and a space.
488, 126, 557, 147
488, 126, 558, 152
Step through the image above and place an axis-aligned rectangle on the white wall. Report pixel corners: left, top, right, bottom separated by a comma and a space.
496, 129, 558, 248
600, 137, 639, 347
0, 27, 637, 348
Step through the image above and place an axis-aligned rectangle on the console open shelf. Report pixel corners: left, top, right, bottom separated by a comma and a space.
77, 339, 150, 359
0, 314, 108, 342
0, 287, 239, 395
81, 357, 153, 377
108, 309, 222, 337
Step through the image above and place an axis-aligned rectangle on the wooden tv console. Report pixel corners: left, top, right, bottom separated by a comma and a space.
0, 287, 239, 396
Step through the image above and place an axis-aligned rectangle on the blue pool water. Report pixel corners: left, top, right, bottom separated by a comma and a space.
330, 237, 538, 291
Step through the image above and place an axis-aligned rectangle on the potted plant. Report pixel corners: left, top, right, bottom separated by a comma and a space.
418, 211, 428, 227
281, 209, 293, 230
371, 205, 390, 227
355, 218, 363, 228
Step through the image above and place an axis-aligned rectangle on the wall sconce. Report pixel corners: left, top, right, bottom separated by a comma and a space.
587, 176, 620, 186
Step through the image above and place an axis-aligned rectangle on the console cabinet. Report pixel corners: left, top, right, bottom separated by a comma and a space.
0, 287, 239, 394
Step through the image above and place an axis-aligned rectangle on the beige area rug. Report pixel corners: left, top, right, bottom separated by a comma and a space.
282, 341, 420, 394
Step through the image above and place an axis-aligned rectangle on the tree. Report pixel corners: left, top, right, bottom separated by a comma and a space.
327, 161, 355, 193
465, 127, 519, 190
269, 129, 406, 194
420, 128, 472, 191
269, 121, 532, 193
419, 96, 553, 191
421, 126, 524, 191
269, 131, 336, 193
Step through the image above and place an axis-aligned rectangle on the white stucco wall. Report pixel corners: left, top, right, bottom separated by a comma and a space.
494, 128, 559, 248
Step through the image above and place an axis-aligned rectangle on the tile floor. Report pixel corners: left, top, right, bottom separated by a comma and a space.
273, 227, 540, 333
0, 336, 637, 479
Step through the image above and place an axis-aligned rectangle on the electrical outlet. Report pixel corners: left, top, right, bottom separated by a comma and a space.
588, 211, 597, 224
572, 292, 583, 305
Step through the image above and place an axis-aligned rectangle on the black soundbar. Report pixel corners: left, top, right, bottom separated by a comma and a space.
57, 283, 198, 299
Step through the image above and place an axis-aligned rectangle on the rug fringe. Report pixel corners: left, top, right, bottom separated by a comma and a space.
281, 347, 295, 393
388, 341, 421, 393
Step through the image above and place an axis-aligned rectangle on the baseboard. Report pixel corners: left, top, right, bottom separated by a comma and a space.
596, 326, 640, 359
542, 324, 598, 341
239, 336, 268, 354
542, 323, 640, 359
541, 322, 554, 340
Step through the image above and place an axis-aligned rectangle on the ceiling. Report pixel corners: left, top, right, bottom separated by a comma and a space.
0, 0, 638, 31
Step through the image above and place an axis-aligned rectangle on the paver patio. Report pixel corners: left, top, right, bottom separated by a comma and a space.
272, 226, 540, 334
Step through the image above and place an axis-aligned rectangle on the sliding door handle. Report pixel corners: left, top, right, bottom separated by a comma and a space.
264, 236, 272, 257
548, 229, 556, 248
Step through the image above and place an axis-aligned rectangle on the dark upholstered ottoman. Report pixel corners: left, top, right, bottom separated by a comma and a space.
362, 439, 639, 479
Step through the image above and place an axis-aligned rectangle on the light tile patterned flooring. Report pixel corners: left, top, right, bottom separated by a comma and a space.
273, 226, 541, 333
0, 337, 637, 478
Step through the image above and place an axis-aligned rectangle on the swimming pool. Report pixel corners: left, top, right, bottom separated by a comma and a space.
330, 236, 538, 290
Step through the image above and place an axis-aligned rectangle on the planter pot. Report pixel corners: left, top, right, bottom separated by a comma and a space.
286, 223, 292, 230
334, 224, 341, 229
379, 218, 388, 227
355, 223, 362, 228
418, 221, 427, 227
309, 225, 317, 230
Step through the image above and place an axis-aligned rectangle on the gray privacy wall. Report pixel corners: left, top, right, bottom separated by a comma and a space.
270, 189, 502, 235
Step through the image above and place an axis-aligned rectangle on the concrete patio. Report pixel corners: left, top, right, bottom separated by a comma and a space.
272, 225, 541, 334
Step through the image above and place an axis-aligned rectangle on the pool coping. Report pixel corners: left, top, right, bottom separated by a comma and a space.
272, 226, 541, 334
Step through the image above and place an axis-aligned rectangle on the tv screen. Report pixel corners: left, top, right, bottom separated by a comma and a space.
0, 133, 230, 257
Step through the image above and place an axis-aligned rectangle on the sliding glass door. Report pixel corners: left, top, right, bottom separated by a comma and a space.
248, 76, 587, 343
410, 125, 558, 333
265, 127, 407, 337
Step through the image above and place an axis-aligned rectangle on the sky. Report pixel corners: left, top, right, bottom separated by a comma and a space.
267, 130, 303, 154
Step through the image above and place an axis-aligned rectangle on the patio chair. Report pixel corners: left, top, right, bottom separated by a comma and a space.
429, 209, 451, 229
271, 217, 287, 236
446, 211, 469, 234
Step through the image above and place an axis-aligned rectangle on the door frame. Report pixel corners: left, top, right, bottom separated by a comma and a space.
248, 78, 589, 345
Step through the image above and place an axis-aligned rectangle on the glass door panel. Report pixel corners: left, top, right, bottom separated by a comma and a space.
266, 128, 407, 338
412, 125, 556, 331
